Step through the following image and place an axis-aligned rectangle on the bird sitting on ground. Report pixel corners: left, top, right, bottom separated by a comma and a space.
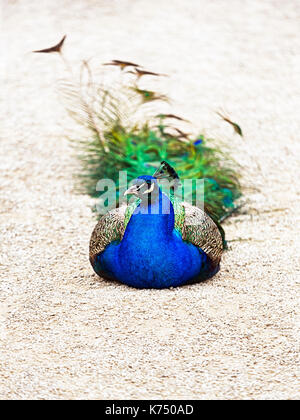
89, 162, 223, 288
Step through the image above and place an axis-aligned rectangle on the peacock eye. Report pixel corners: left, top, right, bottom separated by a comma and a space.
135, 182, 146, 191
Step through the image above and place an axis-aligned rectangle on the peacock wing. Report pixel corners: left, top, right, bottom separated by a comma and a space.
89, 205, 127, 263
180, 202, 223, 268
89, 199, 141, 264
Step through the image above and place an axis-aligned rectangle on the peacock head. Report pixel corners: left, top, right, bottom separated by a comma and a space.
124, 175, 160, 200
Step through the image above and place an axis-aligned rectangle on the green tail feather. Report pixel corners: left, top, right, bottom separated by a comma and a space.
61, 61, 242, 225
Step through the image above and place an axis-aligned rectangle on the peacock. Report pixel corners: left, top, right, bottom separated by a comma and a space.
89, 161, 223, 289
31, 44, 241, 287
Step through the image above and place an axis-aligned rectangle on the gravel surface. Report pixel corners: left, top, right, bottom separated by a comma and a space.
0, 0, 299, 400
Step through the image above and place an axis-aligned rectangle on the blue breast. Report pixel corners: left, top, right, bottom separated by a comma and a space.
93, 191, 216, 288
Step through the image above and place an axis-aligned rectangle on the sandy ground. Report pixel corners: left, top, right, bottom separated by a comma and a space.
0, 0, 299, 400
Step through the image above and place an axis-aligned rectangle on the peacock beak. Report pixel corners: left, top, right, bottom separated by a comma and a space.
124, 185, 141, 196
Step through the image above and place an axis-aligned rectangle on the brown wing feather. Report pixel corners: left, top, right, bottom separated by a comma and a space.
181, 202, 223, 267
89, 205, 127, 263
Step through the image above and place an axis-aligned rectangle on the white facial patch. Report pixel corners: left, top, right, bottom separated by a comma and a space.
142, 182, 155, 194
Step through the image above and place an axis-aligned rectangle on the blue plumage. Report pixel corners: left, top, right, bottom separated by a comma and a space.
91, 175, 220, 288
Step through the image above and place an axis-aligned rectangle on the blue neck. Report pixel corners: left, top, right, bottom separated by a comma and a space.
123, 190, 175, 242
